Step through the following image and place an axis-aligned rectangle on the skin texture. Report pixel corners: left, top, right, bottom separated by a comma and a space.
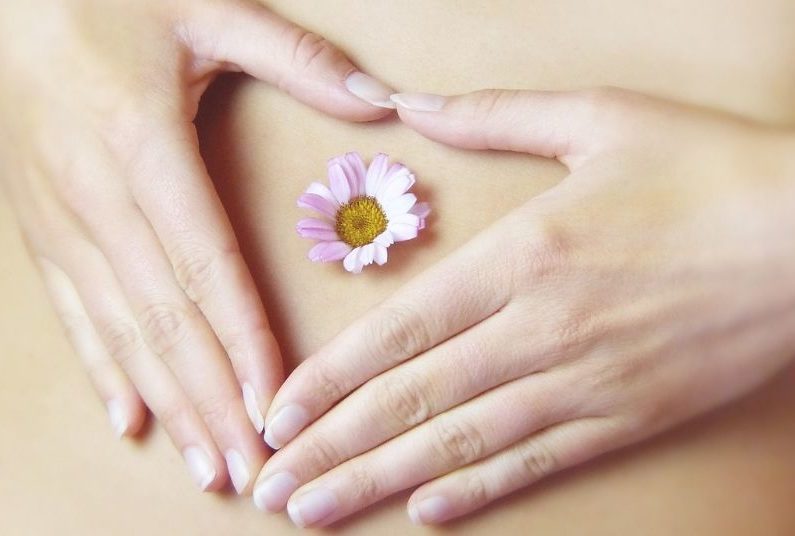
0, 0, 394, 493
3, 1, 795, 534
256, 89, 795, 526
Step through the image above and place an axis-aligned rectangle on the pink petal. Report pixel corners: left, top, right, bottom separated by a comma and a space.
308, 241, 352, 263
365, 153, 390, 196
373, 244, 388, 265
376, 172, 415, 203
409, 202, 431, 230
343, 247, 364, 273
329, 163, 352, 204
296, 218, 339, 241
297, 193, 338, 218
306, 182, 338, 206
330, 152, 366, 198
383, 193, 417, 218
383, 162, 411, 183
390, 213, 421, 227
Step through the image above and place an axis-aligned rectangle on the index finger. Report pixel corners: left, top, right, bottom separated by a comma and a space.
262, 224, 516, 449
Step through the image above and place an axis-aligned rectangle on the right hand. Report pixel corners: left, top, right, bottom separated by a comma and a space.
0, 0, 395, 494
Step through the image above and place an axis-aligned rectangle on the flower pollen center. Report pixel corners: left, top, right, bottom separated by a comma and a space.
335, 196, 388, 247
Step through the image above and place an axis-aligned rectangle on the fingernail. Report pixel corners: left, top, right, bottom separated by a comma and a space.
224, 449, 250, 494
390, 92, 447, 112
183, 446, 216, 491
408, 496, 452, 525
253, 471, 300, 512
242, 383, 265, 434
345, 72, 397, 109
264, 404, 309, 449
106, 399, 128, 438
287, 488, 338, 527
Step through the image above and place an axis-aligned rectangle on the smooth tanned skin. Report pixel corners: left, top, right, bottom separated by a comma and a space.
2, 1, 795, 534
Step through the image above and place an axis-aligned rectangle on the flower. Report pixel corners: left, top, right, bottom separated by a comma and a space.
296, 152, 430, 273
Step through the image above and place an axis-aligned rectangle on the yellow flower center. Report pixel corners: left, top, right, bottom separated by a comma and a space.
335, 196, 388, 247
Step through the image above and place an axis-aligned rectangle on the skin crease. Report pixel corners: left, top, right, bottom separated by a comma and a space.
0, 0, 394, 494
255, 89, 795, 526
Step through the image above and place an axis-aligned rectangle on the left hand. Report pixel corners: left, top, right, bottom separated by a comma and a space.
252, 88, 795, 525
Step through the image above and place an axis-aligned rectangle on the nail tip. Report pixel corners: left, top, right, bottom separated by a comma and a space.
287, 502, 305, 527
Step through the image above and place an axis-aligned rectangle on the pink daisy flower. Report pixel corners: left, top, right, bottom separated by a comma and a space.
296, 152, 430, 273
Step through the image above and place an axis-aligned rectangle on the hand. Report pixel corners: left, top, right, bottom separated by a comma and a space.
0, 0, 394, 493
251, 88, 795, 524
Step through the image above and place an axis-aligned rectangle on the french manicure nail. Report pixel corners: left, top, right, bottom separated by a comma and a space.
408, 496, 452, 525
287, 487, 338, 527
183, 446, 216, 491
225, 449, 250, 494
106, 399, 128, 438
253, 471, 300, 512
345, 71, 397, 109
390, 92, 447, 112
264, 404, 309, 449
242, 383, 265, 434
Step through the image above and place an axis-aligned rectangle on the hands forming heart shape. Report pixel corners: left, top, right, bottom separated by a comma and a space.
2, 0, 795, 528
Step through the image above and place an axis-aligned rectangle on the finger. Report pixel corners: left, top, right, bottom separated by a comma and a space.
38, 221, 230, 491
255, 303, 582, 511
407, 418, 622, 525
263, 219, 518, 449
124, 122, 283, 438
38, 257, 145, 439
69, 166, 266, 495
390, 88, 633, 169
280, 368, 587, 527
184, 0, 396, 119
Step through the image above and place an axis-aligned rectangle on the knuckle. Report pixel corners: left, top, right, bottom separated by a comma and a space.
470, 89, 519, 122
283, 27, 339, 80
297, 431, 344, 470
511, 216, 571, 282
138, 302, 191, 357
430, 417, 486, 468
170, 240, 237, 304
374, 371, 432, 428
100, 320, 142, 366
194, 393, 235, 430
515, 438, 559, 482
156, 402, 189, 432
461, 473, 490, 507
304, 358, 348, 405
346, 464, 380, 504
371, 304, 428, 361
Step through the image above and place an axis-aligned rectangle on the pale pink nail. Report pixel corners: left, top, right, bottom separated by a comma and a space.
264, 404, 309, 449
408, 496, 452, 525
287, 487, 338, 527
253, 472, 300, 512
390, 92, 447, 112
345, 72, 397, 109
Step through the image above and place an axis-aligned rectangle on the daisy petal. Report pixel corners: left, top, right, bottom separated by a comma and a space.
297, 193, 338, 219
334, 152, 366, 198
296, 218, 339, 241
374, 230, 395, 247
383, 193, 417, 218
383, 162, 412, 183
329, 163, 352, 204
389, 213, 421, 227
373, 244, 388, 265
376, 172, 415, 203
308, 241, 352, 263
389, 223, 419, 242
306, 182, 338, 206
343, 247, 364, 273
409, 201, 432, 230
365, 153, 390, 196
360, 243, 375, 266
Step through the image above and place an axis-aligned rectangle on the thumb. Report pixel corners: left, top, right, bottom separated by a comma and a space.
183, 0, 396, 122
391, 88, 630, 169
